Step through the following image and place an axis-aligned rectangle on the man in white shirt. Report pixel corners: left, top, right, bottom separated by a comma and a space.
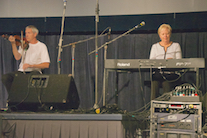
1, 25, 50, 93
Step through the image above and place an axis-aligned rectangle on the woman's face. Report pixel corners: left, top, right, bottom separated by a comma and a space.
159, 28, 171, 43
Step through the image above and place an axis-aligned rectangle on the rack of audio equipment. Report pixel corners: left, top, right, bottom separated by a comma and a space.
150, 100, 202, 138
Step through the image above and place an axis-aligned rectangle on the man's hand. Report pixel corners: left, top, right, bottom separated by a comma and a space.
8, 36, 16, 44
22, 62, 49, 71
23, 63, 32, 70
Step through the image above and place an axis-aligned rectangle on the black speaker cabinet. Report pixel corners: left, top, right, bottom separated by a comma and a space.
8, 74, 80, 111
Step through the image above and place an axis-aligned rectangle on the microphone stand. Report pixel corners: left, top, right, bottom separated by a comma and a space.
88, 22, 145, 55
88, 22, 145, 106
60, 33, 107, 77
61, 33, 107, 48
57, 0, 67, 74
93, 0, 99, 109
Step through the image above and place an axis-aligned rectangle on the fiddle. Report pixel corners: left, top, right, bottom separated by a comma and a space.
1, 34, 29, 50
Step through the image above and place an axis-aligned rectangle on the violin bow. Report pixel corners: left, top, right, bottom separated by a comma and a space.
21, 31, 26, 73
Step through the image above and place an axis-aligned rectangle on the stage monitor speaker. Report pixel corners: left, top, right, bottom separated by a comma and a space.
8, 74, 80, 111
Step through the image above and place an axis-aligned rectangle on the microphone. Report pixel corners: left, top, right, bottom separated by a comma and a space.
135, 21, 145, 28
63, 0, 67, 6
108, 28, 111, 39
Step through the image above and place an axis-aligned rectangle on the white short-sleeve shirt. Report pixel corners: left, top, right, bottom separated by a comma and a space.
18, 41, 50, 72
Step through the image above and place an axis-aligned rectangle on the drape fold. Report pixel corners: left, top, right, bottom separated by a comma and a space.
0, 32, 207, 111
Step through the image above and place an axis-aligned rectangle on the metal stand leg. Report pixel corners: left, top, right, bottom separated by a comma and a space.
103, 69, 109, 106
103, 45, 108, 106
196, 68, 199, 88
115, 72, 118, 105
71, 44, 75, 78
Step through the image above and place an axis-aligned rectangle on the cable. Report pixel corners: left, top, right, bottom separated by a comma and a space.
153, 108, 188, 121
8, 74, 33, 111
129, 91, 172, 115
160, 68, 188, 83
156, 113, 191, 125
100, 27, 111, 35
88, 22, 145, 55
138, 67, 146, 108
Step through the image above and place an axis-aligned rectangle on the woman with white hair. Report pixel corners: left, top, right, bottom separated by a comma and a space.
149, 24, 182, 100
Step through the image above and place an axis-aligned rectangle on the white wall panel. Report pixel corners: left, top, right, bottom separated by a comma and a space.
0, 0, 206, 17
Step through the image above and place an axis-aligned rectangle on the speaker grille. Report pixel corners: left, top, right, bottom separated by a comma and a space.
8, 74, 80, 111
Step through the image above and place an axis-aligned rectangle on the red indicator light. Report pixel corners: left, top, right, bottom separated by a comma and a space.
171, 104, 181, 107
